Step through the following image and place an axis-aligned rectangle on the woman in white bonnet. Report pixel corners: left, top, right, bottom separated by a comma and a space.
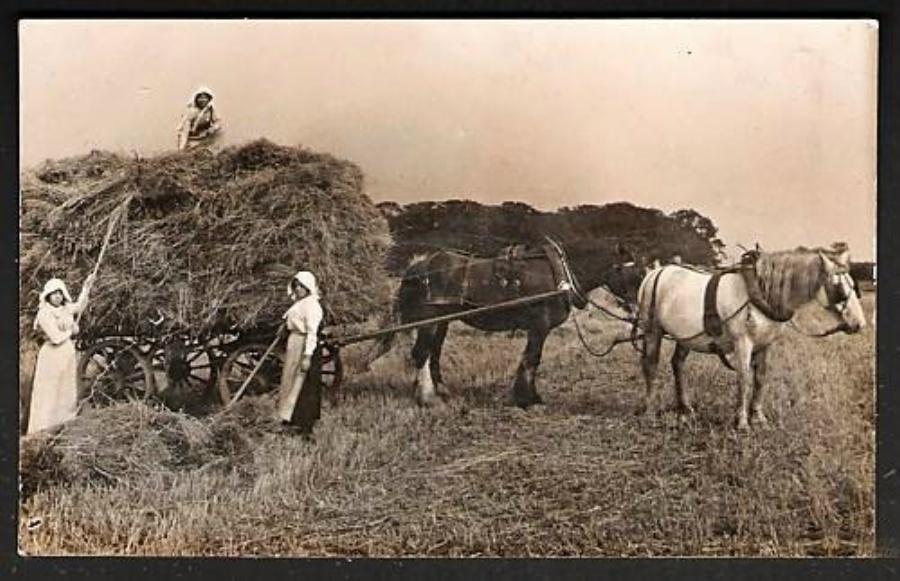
176, 86, 222, 151
28, 274, 96, 435
276, 270, 324, 427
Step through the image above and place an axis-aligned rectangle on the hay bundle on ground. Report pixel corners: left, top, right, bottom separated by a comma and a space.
20, 140, 393, 337
19, 399, 273, 497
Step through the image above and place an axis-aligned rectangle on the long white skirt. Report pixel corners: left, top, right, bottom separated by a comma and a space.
276, 332, 307, 422
27, 340, 78, 435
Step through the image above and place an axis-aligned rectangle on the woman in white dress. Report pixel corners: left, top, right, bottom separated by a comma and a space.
28, 274, 95, 435
276, 271, 324, 427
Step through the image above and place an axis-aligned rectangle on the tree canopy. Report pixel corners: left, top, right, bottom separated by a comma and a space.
377, 199, 725, 274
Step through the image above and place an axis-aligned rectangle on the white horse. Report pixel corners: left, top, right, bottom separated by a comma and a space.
635, 244, 866, 430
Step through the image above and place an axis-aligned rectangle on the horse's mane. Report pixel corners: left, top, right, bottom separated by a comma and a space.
754, 247, 835, 319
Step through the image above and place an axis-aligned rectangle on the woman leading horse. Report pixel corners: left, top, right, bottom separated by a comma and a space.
635, 243, 866, 430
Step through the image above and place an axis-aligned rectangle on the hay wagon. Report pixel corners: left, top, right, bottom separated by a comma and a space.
75, 320, 344, 409
25, 140, 390, 412
76, 288, 568, 412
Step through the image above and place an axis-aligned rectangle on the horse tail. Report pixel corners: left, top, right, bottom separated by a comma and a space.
365, 254, 430, 368
634, 267, 669, 336
630, 266, 665, 354
635, 266, 661, 328
367, 310, 400, 367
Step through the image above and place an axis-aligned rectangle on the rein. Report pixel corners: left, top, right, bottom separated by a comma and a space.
643, 266, 752, 343
544, 237, 645, 359
587, 290, 637, 324
787, 320, 850, 338
663, 301, 751, 343
568, 284, 644, 358
571, 309, 636, 357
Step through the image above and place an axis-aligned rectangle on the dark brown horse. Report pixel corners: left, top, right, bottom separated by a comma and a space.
375, 239, 643, 407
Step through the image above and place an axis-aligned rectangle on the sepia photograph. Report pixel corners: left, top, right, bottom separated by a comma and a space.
17, 19, 877, 557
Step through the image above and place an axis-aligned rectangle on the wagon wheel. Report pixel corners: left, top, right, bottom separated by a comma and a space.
317, 343, 344, 406
146, 339, 221, 401
77, 339, 154, 406
217, 342, 285, 406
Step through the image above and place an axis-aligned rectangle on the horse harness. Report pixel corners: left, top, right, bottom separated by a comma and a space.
421, 243, 571, 307
701, 263, 791, 337
645, 253, 790, 370
649, 251, 858, 352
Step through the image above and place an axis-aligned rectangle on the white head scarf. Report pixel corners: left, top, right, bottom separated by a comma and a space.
39, 278, 72, 305
190, 86, 215, 106
287, 271, 320, 300
35, 278, 73, 331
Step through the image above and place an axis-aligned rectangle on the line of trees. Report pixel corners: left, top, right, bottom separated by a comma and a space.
376, 199, 727, 274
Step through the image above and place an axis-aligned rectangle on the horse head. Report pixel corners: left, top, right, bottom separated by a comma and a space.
816, 244, 866, 334
544, 237, 647, 313
752, 242, 867, 334
601, 252, 647, 313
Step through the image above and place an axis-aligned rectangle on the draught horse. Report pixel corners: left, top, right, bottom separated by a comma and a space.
377, 239, 643, 408
636, 244, 866, 430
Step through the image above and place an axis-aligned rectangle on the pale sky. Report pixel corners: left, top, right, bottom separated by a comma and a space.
20, 20, 877, 260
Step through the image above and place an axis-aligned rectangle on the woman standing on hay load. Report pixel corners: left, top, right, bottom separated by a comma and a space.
27, 275, 96, 435
176, 86, 222, 151
276, 271, 324, 432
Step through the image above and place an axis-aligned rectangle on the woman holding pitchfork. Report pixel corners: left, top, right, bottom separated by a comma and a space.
27, 274, 96, 434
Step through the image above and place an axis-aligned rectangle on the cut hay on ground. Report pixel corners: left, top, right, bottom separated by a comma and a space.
20, 140, 393, 338
19, 397, 276, 499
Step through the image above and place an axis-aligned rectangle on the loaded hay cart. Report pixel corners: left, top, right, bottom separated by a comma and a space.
21, 140, 392, 413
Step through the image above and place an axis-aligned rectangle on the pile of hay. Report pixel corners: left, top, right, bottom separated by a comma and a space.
20, 140, 393, 337
19, 398, 274, 497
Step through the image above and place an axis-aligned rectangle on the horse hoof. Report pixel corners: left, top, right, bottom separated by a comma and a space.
750, 412, 769, 427
678, 411, 695, 426
508, 396, 533, 410
677, 405, 695, 419
735, 418, 751, 432
417, 394, 441, 408
506, 390, 534, 409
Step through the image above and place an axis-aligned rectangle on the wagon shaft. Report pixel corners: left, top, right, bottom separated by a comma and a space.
326, 288, 570, 348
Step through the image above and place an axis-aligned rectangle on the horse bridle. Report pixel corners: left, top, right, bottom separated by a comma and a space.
789, 269, 858, 338
823, 270, 856, 316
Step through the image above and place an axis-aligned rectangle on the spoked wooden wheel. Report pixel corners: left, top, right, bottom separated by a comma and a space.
146, 339, 220, 399
77, 339, 154, 406
217, 342, 285, 406
317, 343, 344, 406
